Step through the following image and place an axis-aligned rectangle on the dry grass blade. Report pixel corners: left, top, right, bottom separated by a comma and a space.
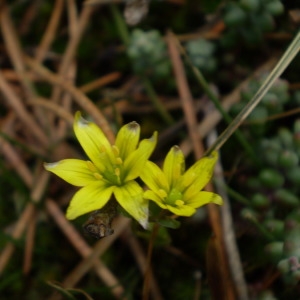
24, 56, 115, 143
46, 199, 126, 300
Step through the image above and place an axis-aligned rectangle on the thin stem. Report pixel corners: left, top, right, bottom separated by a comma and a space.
226, 186, 251, 206
110, 4, 130, 46
142, 76, 174, 125
173, 33, 257, 163
205, 30, 300, 156
142, 223, 160, 300
111, 5, 174, 125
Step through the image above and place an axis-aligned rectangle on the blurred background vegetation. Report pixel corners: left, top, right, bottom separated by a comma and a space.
1, 0, 300, 299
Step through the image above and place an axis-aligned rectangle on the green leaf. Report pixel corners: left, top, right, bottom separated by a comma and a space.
158, 217, 181, 229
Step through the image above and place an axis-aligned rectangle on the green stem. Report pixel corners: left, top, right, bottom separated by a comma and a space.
250, 218, 276, 242
142, 76, 174, 125
142, 223, 160, 300
179, 42, 259, 164
110, 4, 130, 46
226, 186, 251, 206
205, 31, 300, 156
111, 4, 174, 125
191, 62, 257, 162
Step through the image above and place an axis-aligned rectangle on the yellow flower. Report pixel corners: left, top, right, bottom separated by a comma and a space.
45, 112, 157, 228
140, 146, 222, 216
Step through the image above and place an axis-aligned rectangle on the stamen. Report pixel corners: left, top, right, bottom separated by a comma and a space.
158, 189, 167, 198
112, 145, 119, 156
93, 173, 103, 180
116, 157, 123, 165
99, 145, 106, 153
115, 168, 120, 177
175, 200, 184, 206
86, 161, 97, 172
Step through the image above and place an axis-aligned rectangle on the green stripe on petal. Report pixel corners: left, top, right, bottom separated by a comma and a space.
166, 204, 195, 216
123, 131, 157, 181
44, 159, 100, 186
114, 181, 149, 228
66, 182, 115, 220
144, 190, 167, 209
73, 112, 111, 172
115, 122, 140, 160
140, 161, 169, 193
163, 146, 185, 187
185, 191, 223, 208
181, 151, 218, 194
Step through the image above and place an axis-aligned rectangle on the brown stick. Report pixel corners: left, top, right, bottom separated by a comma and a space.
46, 199, 125, 299
123, 227, 163, 300
25, 56, 115, 143
167, 31, 236, 299
35, 0, 64, 62
166, 30, 204, 159
58, 217, 130, 289
0, 70, 48, 147
179, 57, 278, 156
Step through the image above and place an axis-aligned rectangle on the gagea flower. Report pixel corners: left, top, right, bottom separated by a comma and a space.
44, 112, 157, 228
140, 146, 222, 216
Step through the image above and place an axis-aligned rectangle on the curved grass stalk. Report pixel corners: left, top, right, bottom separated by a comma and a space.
206, 30, 300, 155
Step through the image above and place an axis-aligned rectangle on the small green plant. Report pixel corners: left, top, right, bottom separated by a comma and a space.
185, 38, 217, 73
127, 29, 171, 79
222, 0, 284, 46
230, 74, 289, 137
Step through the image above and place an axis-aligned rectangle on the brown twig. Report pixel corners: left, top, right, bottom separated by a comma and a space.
50, 5, 93, 105
179, 56, 278, 156
79, 72, 121, 93
166, 30, 204, 158
25, 55, 115, 143
0, 5, 35, 98
46, 199, 125, 299
210, 132, 249, 300
27, 98, 74, 124
35, 0, 64, 63
0, 70, 48, 147
23, 210, 37, 275
122, 227, 163, 300
47, 217, 131, 300
142, 223, 160, 300
167, 31, 236, 299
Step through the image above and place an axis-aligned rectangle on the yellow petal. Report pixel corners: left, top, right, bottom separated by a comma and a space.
123, 131, 157, 181
163, 146, 185, 186
143, 190, 167, 209
166, 204, 195, 216
140, 161, 169, 193
115, 122, 140, 160
114, 181, 149, 228
44, 159, 98, 186
73, 112, 111, 172
66, 182, 115, 220
181, 151, 218, 196
185, 191, 223, 208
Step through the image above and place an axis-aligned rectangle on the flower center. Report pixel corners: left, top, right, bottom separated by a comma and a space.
101, 145, 125, 186
165, 188, 184, 207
